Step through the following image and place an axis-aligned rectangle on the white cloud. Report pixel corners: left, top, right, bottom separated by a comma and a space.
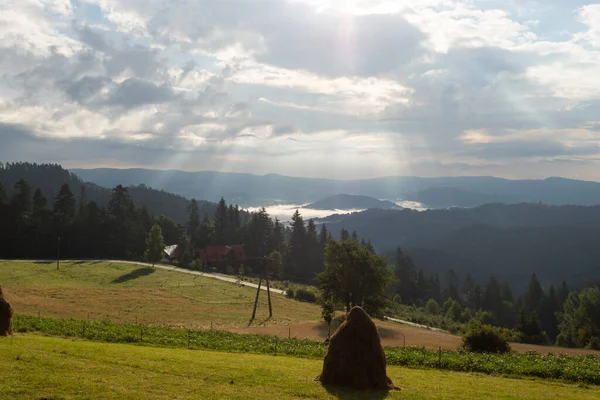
1, 0, 600, 179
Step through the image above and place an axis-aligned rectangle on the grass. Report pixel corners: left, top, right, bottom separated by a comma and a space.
1, 335, 599, 400
13, 314, 600, 385
0, 261, 321, 327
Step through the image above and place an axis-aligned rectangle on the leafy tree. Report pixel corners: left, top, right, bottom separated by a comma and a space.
425, 298, 440, 315
156, 215, 182, 245
446, 299, 463, 321
267, 250, 283, 279
462, 322, 510, 353
144, 224, 165, 267
317, 239, 393, 315
556, 287, 600, 349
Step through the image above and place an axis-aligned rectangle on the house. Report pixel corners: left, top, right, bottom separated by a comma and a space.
162, 244, 181, 263
198, 245, 246, 274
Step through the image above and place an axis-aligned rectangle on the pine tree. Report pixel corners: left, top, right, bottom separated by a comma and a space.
214, 197, 228, 244
12, 178, 31, 217
53, 184, 76, 224
32, 188, 47, 219
393, 247, 418, 304
187, 199, 201, 248
289, 209, 307, 281
340, 228, 350, 241
144, 224, 165, 267
526, 273, 544, 311
107, 185, 134, 220
79, 184, 87, 216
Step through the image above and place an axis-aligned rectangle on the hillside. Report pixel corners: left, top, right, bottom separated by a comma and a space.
72, 167, 600, 207
320, 203, 600, 289
405, 187, 515, 208
0, 162, 216, 224
304, 194, 401, 210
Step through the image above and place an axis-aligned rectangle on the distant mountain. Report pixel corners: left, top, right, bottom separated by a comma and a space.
319, 203, 600, 290
305, 194, 401, 210
404, 187, 515, 208
72, 168, 600, 207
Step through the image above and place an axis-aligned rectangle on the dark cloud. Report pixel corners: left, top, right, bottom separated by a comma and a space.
106, 78, 176, 109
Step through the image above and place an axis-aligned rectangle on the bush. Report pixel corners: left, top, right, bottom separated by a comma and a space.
462, 323, 511, 353
285, 286, 295, 298
294, 287, 318, 303
425, 299, 440, 315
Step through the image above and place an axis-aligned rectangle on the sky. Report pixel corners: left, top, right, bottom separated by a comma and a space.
1, 0, 600, 180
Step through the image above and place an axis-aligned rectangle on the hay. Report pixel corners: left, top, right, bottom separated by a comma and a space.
0, 286, 14, 336
317, 306, 397, 391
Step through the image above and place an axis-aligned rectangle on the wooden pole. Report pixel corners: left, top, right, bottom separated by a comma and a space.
56, 236, 60, 270
265, 259, 273, 318
251, 276, 262, 322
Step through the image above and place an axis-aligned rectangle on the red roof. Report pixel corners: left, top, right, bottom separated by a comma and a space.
198, 245, 246, 263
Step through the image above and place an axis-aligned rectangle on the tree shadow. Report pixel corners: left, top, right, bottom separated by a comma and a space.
110, 268, 155, 284
321, 384, 391, 400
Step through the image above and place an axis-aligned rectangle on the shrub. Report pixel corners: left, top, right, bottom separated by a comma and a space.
294, 287, 318, 303
425, 299, 440, 315
285, 286, 295, 298
462, 322, 511, 353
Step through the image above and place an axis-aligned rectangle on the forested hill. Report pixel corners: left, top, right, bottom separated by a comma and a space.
0, 162, 215, 224
319, 203, 600, 290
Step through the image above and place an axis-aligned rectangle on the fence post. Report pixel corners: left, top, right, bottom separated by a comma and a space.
140, 326, 143, 342
438, 346, 442, 368
82, 320, 86, 338
187, 330, 191, 348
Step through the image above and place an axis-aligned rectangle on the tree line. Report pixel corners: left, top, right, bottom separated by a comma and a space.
391, 248, 600, 349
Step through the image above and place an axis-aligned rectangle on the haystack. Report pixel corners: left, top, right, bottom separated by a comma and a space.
317, 306, 396, 391
0, 286, 14, 336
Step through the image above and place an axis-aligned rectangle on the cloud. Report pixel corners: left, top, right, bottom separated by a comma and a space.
1, 0, 600, 180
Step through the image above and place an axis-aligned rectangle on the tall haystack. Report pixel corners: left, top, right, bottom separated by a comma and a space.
0, 286, 14, 336
317, 306, 396, 391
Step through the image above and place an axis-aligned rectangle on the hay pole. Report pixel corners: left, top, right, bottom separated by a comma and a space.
250, 276, 262, 322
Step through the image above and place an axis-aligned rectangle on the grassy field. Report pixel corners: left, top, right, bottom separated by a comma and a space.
0, 261, 320, 328
2, 335, 599, 400
13, 314, 600, 384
